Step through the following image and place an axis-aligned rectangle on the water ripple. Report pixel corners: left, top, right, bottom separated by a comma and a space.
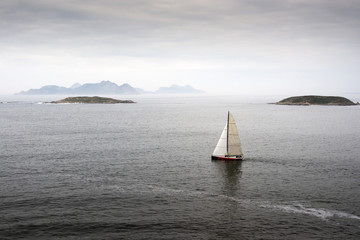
108, 184, 360, 222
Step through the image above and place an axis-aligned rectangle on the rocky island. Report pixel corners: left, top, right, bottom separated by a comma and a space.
275, 95, 357, 106
51, 96, 135, 104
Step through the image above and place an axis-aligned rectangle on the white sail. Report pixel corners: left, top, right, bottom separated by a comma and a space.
227, 112, 243, 156
212, 111, 243, 159
212, 123, 227, 157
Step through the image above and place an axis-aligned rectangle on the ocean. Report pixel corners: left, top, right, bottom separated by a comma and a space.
1, 95, 360, 239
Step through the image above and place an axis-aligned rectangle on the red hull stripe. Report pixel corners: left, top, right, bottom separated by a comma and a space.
211, 156, 242, 161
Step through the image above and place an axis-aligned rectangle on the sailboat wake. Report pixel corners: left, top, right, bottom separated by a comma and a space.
108, 184, 360, 222
258, 202, 360, 221
217, 194, 360, 221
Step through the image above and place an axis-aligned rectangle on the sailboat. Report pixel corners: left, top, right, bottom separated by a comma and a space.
211, 111, 244, 161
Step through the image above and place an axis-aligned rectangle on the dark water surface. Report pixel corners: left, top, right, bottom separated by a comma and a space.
1, 96, 360, 239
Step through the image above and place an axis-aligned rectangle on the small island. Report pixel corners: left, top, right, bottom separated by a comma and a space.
51, 96, 135, 104
275, 95, 357, 106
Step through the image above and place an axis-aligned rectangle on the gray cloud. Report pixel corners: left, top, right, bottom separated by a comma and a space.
1, 1, 359, 47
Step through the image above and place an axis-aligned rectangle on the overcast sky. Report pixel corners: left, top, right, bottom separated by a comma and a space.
1, 0, 360, 95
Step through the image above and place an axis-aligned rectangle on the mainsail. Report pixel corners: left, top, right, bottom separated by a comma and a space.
227, 112, 243, 156
212, 112, 243, 158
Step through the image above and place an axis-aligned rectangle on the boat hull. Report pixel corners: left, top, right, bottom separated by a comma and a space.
211, 155, 243, 161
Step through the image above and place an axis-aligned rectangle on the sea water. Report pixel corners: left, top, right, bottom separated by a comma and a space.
1, 95, 360, 239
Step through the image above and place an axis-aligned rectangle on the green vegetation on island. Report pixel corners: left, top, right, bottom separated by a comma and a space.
51, 96, 135, 104
275, 95, 357, 106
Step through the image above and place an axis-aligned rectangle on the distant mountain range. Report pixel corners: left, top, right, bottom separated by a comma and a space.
17, 81, 205, 95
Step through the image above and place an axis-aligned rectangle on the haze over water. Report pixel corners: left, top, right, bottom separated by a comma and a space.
1, 95, 359, 239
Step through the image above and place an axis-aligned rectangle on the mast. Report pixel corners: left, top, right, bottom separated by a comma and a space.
226, 111, 229, 156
